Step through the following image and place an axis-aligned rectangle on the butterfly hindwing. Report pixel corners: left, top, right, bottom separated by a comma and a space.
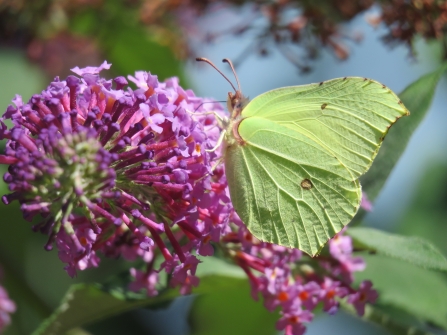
225, 117, 360, 256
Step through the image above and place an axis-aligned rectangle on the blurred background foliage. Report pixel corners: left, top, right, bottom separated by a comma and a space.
0, 1, 446, 334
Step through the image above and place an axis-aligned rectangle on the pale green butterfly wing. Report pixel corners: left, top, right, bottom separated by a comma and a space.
225, 77, 409, 256
239, 77, 409, 178
225, 118, 361, 256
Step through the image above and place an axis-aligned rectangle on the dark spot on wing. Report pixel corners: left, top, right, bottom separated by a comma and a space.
301, 179, 313, 190
343, 77, 347, 80
321, 103, 327, 110
319, 81, 324, 86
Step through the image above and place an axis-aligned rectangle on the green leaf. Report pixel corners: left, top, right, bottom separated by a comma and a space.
190, 258, 276, 335
32, 257, 246, 335
395, 161, 447, 256
348, 227, 447, 271
342, 303, 435, 335
356, 254, 447, 330
189, 281, 278, 335
31, 284, 152, 335
360, 63, 447, 201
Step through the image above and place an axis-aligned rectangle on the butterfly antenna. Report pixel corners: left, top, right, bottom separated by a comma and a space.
222, 58, 241, 93
196, 57, 238, 93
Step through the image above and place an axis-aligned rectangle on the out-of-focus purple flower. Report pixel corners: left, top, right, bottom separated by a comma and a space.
169, 253, 201, 294
319, 277, 349, 314
296, 282, 320, 310
0, 285, 16, 333
347, 280, 378, 316
276, 308, 313, 335
329, 232, 366, 283
361, 192, 373, 211
129, 268, 159, 297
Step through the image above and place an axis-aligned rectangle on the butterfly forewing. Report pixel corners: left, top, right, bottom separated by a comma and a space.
225, 117, 361, 256
239, 77, 409, 178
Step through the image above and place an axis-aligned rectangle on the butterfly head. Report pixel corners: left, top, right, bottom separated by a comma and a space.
196, 57, 247, 146
196, 57, 248, 117
227, 89, 249, 120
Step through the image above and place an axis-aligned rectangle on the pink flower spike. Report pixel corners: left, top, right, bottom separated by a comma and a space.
348, 280, 378, 316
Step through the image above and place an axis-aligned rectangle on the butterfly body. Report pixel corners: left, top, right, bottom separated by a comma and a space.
223, 77, 409, 256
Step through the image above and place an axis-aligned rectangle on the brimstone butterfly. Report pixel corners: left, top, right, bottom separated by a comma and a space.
197, 58, 409, 256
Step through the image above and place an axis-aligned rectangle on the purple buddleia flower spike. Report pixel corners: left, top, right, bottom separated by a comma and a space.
0, 62, 223, 279
0, 62, 378, 334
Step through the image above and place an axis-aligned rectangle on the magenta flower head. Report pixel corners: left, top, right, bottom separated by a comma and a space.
0, 61, 226, 279
0, 61, 379, 334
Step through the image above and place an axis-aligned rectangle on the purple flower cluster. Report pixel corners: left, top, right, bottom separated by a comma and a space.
225, 224, 377, 334
0, 62, 377, 334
